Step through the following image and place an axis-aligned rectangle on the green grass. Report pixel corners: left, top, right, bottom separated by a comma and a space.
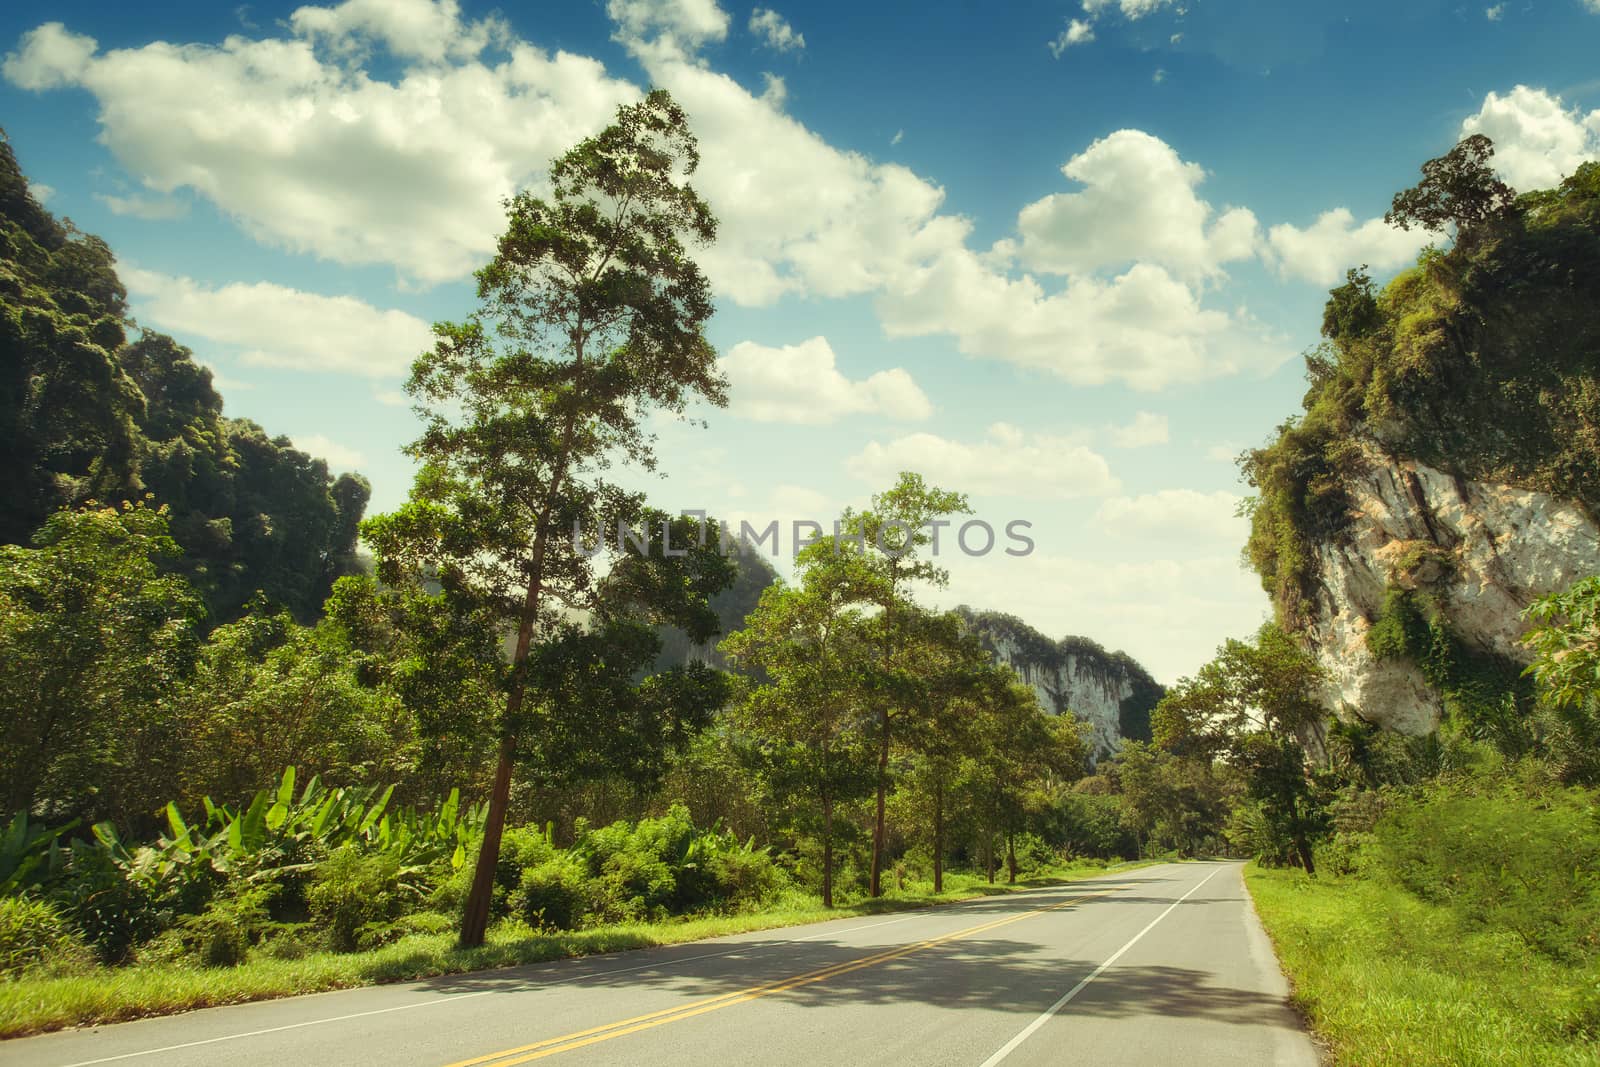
0, 862, 1147, 1039
1245, 864, 1600, 1067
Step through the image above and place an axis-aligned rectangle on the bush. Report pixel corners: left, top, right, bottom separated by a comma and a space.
1370, 775, 1600, 961
509, 856, 590, 931
307, 847, 415, 953
142, 883, 279, 968
0, 896, 94, 978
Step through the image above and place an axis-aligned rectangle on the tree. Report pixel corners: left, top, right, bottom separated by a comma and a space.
363, 90, 731, 947
1385, 133, 1516, 241
721, 553, 877, 907
1522, 575, 1600, 784
0, 502, 202, 828
838, 473, 969, 897
1153, 624, 1328, 873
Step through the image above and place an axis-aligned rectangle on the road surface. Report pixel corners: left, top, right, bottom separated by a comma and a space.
6, 861, 1319, 1067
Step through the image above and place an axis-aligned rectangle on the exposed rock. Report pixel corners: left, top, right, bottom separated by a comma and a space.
1307, 441, 1600, 733
954, 606, 1163, 759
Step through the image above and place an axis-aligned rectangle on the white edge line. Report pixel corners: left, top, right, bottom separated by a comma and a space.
50, 870, 1142, 1067
977, 864, 1226, 1067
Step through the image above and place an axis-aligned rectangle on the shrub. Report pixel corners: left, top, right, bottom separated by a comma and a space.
141, 883, 281, 968
1371, 776, 1600, 961
0, 896, 94, 978
509, 856, 589, 931
307, 847, 414, 952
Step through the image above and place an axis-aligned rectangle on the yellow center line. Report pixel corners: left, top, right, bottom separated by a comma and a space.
442, 883, 1127, 1067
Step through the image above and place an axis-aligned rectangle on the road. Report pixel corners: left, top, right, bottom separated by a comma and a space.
5, 861, 1319, 1067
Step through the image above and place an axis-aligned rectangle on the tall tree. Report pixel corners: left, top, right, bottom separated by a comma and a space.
721, 543, 877, 907
1152, 624, 1328, 873
840, 473, 969, 897
363, 90, 731, 947
1385, 133, 1516, 243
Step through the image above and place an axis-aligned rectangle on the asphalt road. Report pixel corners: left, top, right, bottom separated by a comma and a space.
6, 861, 1319, 1067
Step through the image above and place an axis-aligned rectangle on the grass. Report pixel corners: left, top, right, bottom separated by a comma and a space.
1245, 864, 1600, 1067
0, 861, 1148, 1040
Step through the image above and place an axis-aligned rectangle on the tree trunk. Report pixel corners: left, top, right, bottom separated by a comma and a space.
932, 780, 944, 895
822, 795, 834, 909
869, 716, 889, 898
1295, 834, 1316, 877
1005, 830, 1018, 884
459, 732, 516, 946
985, 834, 995, 884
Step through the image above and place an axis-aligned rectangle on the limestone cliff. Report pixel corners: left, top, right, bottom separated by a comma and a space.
1307, 442, 1600, 733
954, 607, 1163, 759
1243, 161, 1600, 736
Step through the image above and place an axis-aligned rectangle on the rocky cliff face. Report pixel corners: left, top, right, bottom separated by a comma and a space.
1307, 441, 1600, 733
955, 607, 1163, 759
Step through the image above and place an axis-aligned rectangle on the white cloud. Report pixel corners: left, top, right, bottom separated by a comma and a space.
123, 267, 434, 377
1585, 0, 1600, 13
1081, 0, 1178, 19
608, 0, 730, 60
95, 192, 187, 220
374, 389, 409, 406
1266, 208, 1428, 286
890, 129, 903, 146
1094, 489, 1245, 541
1013, 130, 1259, 281
1461, 85, 1600, 191
1152, 68, 1167, 84
718, 336, 932, 424
291, 433, 366, 470
748, 8, 804, 52
1485, 4, 1504, 21
7, 0, 1291, 390
5, 13, 638, 285
1109, 411, 1169, 448
1049, 19, 1095, 57
30, 182, 54, 203
846, 423, 1120, 499
877, 254, 1285, 390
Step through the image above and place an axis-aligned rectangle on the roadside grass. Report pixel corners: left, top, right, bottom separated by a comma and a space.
1245, 864, 1600, 1067
1, 861, 1149, 1039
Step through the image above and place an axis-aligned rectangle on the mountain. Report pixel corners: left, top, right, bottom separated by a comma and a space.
954, 606, 1163, 758
1243, 160, 1600, 736
0, 129, 368, 623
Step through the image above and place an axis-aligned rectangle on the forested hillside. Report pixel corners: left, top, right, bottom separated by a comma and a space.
0, 130, 368, 623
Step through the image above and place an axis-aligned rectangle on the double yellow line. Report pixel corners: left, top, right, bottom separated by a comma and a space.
443, 883, 1124, 1066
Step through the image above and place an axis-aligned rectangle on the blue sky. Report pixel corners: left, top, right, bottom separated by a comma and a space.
4, 0, 1599, 682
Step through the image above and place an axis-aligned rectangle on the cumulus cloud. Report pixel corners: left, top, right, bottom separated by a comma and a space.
5, 12, 638, 285
1485, 5, 1504, 20
846, 423, 1120, 499
96, 192, 187, 220
1013, 130, 1259, 281
748, 8, 804, 52
6, 0, 1293, 388
718, 336, 932, 424
291, 433, 366, 470
1461, 85, 1600, 191
1266, 208, 1428, 286
1081, 0, 1178, 17
1049, 19, 1095, 56
123, 267, 434, 377
1108, 411, 1169, 448
1094, 489, 1245, 541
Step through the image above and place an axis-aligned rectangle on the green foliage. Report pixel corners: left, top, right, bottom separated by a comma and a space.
307, 847, 416, 953
0, 897, 93, 979
1523, 575, 1600, 784
1369, 774, 1600, 962
0, 501, 202, 826
143, 883, 281, 968
0, 130, 368, 624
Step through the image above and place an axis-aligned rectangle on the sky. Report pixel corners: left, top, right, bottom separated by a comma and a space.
3, 0, 1599, 684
